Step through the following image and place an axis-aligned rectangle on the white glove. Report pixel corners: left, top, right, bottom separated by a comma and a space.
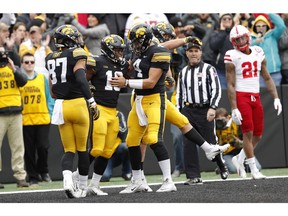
232, 108, 242, 125
274, 98, 282, 116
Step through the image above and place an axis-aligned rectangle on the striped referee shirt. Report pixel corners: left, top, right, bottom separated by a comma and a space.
176, 61, 221, 110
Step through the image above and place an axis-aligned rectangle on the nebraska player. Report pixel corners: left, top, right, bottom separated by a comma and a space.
224, 25, 282, 179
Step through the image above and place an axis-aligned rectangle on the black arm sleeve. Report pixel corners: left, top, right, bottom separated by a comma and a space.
14, 66, 27, 87
75, 68, 93, 100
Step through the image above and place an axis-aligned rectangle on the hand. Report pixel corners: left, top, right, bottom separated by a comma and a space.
41, 34, 51, 48
89, 102, 100, 121
7, 57, 16, 72
89, 84, 96, 97
165, 76, 175, 88
274, 98, 282, 116
64, 13, 75, 24
232, 108, 242, 125
207, 108, 216, 122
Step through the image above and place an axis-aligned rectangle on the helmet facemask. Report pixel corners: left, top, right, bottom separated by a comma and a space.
128, 23, 153, 56
101, 34, 126, 63
231, 34, 250, 51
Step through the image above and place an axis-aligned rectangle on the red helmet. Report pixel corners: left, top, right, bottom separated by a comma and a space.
230, 25, 250, 51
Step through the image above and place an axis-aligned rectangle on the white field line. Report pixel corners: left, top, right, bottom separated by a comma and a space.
1, 175, 288, 195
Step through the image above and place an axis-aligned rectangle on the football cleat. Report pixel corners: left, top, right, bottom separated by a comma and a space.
251, 171, 266, 180
232, 156, 247, 178
140, 177, 153, 192
156, 178, 177, 192
119, 179, 143, 194
72, 171, 80, 190
87, 184, 108, 196
205, 144, 230, 161
64, 178, 79, 199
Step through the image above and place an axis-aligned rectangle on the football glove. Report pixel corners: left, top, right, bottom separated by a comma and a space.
274, 98, 282, 116
232, 108, 242, 125
89, 84, 96, 97
165, 76, 175, 88
89, 102, 100, 121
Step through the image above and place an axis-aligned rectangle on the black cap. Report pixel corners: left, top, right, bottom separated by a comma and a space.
186, 37, 202, 51
186, 42, 202, 50
169, 16, 183, 28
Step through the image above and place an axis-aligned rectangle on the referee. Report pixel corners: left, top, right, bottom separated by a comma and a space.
176, 37, 228, 185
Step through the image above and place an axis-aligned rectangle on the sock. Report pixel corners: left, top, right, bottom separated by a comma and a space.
79, 174, 88, 190
238, 149, 246, 164
158, 159, 172, 181
132, 169, 141, 181
141, 169, 145, 179
184, 128, 206, 147
246, 157, 258, 173
62, 170, 73, 187
90, 172, 102, 186
200, 141, 213, 152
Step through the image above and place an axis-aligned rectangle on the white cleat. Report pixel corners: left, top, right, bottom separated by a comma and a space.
251, 171, 266, 180
156, 178, 177, 193
72, 171, 80, 190
75, 188, 87, 198
206, 144, 230, 160
140, 177, 153, 192
64, 179, 80, 199
87, 184, 108, 196
232, 156, 247, 178
119, 179, 143, 194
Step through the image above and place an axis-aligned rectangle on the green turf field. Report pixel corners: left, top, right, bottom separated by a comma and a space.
1, 167, 287, 193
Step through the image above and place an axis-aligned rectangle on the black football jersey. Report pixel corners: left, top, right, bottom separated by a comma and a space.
133, 44, 171, 96
45, 47, 87, 99
87, 55, 129, 108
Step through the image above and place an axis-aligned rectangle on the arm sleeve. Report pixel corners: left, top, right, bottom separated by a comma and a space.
14, 66, 28, 87
74, 68, 93, 100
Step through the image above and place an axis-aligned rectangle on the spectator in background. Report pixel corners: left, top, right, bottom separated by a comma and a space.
0, 46, 29, 188
67, 13, 110, 55
215, 107, 262, 174
183, 13, 219, 67
278, 13, 288, 85
250, 13, 285, 87
209, 13, 234, 89
10, 22, 27, 53
101, 111, 132, 182
233, 13, 255, 32
19, 52, 54, 186
0, 22, 21, 66
19, 25, 52, 80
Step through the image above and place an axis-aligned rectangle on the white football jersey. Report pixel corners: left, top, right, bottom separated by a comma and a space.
224, 46, 265, 93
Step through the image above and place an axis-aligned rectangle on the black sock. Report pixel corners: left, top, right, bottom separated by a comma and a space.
184, 128, 205, 147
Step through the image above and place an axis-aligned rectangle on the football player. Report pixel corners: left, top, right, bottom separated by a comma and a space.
225, 25, 282, 179
45, 24, 99, 198
137, 22, 231, 189
83, 34, 131, 196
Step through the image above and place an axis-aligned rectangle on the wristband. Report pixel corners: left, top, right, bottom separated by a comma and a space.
87, 97, 96, 105
127, 79, 143, 89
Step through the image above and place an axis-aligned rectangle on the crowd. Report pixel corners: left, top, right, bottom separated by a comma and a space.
0, 13, 285, 197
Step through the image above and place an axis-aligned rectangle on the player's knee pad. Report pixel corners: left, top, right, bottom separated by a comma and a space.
101, 149, 113, 159
90, 148, 103, 158
149, 142, 169, 161
142, 132, 158, 145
